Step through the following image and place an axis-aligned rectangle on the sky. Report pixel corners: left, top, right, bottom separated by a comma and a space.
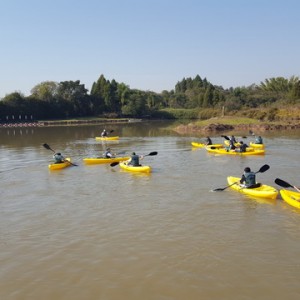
0, 0, 299, 98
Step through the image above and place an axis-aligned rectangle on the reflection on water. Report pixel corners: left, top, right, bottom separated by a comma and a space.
1, 123, 300, 300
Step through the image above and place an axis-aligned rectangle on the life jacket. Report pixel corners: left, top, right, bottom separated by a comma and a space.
53, 153, 64, 163
244, 172, 256, 187
129, 154, 140, 166
240, 143, 248, 152
255, 137, 263, 144
229, 140, 236, 150
104, 151, 112, 158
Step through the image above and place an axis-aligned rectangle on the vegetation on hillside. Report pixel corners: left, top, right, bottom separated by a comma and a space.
0, 74, 299, 122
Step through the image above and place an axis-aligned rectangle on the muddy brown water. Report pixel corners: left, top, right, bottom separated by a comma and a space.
1, 122, 300, 300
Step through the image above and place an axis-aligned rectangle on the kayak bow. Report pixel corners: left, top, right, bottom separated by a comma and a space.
48, 158, 73, 170
280, 189, 300, 209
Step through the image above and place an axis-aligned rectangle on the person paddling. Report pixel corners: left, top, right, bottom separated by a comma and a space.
101, 129, 108, 137
205, 136, 212, 146
228, 135, 237, 150
103, 148, 114, 158
53, 152, 65, 164
240, 167, 259, 188
127, 152, 143, 166
235, 141, 248, 153
254, 135, 263, 144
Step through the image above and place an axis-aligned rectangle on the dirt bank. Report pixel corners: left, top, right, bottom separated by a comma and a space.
173, 122, 300, 134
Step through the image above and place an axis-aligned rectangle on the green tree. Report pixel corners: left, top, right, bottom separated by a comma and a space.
57, 80, 90, 117
30, 81, 59, 102
121, 90, 147, 117
91, 75, 110, 113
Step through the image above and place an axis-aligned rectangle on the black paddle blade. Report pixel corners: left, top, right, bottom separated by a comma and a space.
213, 187, 227, 191
275, 178, 293, 188
258, 164, 270, 173
43, 143, 51, 150
43, 143, 56, 153
147, 151, 158, 156
110, 162, 119, 167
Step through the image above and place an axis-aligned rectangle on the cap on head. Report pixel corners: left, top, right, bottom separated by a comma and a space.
132, 152, 136, 155
57, 153, 61, 155
240, 141, 243, 144
244, 167, 251, 172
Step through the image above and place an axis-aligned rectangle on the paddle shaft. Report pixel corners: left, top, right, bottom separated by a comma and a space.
213, 181, 238, 191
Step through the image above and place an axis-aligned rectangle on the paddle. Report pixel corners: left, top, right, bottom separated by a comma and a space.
275, 178, 300, 193
213, 164, 270, 191
221, 135, 230, 140
110, 151, 158, 167
116, 150, 127, 155
42, 143, 78, 166
100, 129, 114, 137
105, 129, 114, 134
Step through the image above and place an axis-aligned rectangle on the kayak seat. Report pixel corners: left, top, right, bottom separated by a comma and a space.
246, 183, 261, 189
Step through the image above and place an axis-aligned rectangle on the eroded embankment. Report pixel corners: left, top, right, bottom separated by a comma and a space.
173, 122, 300, 134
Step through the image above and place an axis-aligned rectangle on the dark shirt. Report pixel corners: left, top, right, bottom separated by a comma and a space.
206, 137, 212, 145
129, 154, 140, 166
240, 171, 256, 187
240, 143, 248, 152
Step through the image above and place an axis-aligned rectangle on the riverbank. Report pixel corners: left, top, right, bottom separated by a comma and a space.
0, 117, 142, 128
172, 116, 300, 134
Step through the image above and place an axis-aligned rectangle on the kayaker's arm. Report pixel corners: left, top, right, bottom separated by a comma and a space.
240, 175, 246, 184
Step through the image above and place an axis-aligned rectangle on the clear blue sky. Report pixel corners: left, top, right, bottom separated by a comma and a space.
0, 0, 299, 98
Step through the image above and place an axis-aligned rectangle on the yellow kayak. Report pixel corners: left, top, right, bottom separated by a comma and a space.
224, 140, 241, 147
192, 142, 223, 148
227, 176, 278, 199
83, 156, 130, 164
280, 190, 300, 209
48, 158, 72, 170
191, 142, 205, 147
249, 142, 265, 149
206, 147, 264, 155
119, 161, 151, 173
95, 136, 119, 141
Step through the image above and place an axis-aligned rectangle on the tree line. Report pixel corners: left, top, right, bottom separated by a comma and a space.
0, 74, 299, 122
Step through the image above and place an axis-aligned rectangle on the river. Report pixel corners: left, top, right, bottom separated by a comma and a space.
1, 121, 300, 300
